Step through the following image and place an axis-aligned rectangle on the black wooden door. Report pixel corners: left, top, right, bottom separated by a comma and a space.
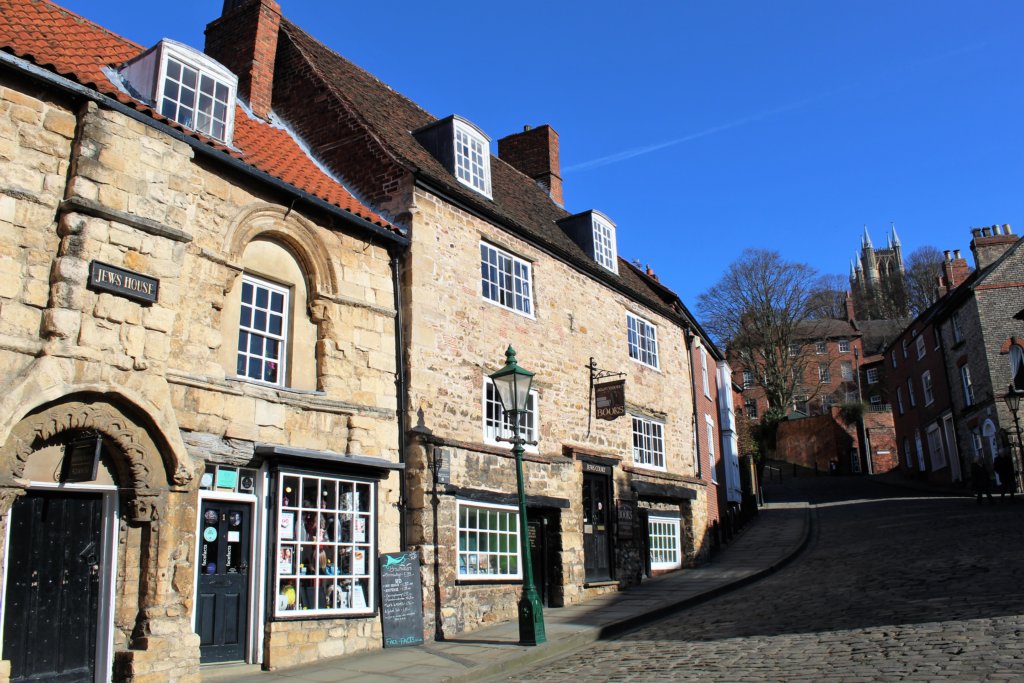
582, 473, 612, 582
3, 491, 103, 683
196, 501, 251, 663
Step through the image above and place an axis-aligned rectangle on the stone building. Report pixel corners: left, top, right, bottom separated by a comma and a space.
0, 1, 408, 680
887, 225, 1024, 489
850, 224, 909, 320
197, 0, 717, 640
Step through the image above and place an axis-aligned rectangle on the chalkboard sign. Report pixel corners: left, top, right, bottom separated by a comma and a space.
378, 551, 424, 648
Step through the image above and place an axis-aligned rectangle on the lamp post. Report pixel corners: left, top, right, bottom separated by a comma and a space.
1003, 383, 1024, 492
489, 345, 546, 646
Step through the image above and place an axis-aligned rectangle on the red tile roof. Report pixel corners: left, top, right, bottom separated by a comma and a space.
0, 0, 394, 231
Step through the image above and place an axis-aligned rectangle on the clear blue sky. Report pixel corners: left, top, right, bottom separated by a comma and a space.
60, 1, 1024, 311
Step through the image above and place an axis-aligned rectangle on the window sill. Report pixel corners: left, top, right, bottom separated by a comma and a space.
629, 358, 661, 373
481, 297, 536, 320
456, 578, 522, 586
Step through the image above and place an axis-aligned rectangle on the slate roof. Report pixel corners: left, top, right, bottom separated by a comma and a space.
278, 19, 688, 324
0, 0, 394, 231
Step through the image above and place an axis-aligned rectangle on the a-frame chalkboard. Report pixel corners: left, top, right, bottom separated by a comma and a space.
378, 551, 424, 647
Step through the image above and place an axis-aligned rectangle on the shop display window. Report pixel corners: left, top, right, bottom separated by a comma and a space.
274, 472, 375, 617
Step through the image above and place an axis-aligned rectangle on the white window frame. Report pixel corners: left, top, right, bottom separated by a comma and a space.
896, 387, 905, 415
926, 424, 947, 470
631, 414, 666, 470
818, 363, 830, 383
1010, 345, 1024, 389
866, 368, 879, 385
647, 515, 681, 570
742, 370, 754, 389
922, 370, 935, 406
914, 430, 926, 471
706, 415, 717, 483
744, 399, 757, 419
457, 501, 520, 580
789, 343, 801, 357
701, 347, 711, 397
869, 394, 882, 405
961, 364, 975, 406
453, 120, 492, 197
902, 339, 909, 359
483, 379, 538, 451
273, 471, 376, 618
592, 214, 618, 273
840, 361, 854, 381
157, 43, 236, 143
838, 339, 850, 353
907, 378, 917, 408
627, 313, 660, 369
480, 242, 533, 316
815, 341, 827, 354
915, 335, 926, 360
237, 274, 289, 387
891, 352, 897, 369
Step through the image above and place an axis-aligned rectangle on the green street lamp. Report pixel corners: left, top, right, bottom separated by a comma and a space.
489, 345, 546, 646
1003, 383, 1024, 490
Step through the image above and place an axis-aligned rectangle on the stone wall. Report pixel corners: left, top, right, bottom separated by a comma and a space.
402, 186, 703, 637
0, 69, 401, 679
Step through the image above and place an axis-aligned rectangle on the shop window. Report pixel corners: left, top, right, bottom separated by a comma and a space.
274, 472, 376, 617
627, 313, 659, 369
483, 379, 538, 448
647, 515, 681, 570
631, 414, 666, 470
480, 242, 533, 316
457, 501, 520, 579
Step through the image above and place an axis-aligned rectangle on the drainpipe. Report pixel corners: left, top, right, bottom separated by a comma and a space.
686, 329, 703, 478
391, 248, 408, 550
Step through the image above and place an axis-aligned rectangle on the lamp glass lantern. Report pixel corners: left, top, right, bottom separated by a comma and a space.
490, 346, 535, 416
1005, 383, 1023, 414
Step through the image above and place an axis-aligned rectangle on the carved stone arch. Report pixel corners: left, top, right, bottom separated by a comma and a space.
0, 395, 178, 522
223, 203, 339, 300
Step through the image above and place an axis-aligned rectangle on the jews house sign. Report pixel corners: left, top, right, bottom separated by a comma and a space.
89, 261, 159, 304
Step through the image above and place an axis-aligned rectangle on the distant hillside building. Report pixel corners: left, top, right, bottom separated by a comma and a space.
851, 224, 909, 320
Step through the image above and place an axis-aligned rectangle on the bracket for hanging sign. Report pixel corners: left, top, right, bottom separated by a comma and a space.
587, 357, 627, 436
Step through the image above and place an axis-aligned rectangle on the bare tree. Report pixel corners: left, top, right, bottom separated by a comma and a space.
904, 245, 946, 316
698, 249, 833, 417
807, 273, 850, 320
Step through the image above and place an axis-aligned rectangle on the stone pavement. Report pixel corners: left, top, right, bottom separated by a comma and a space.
203, 500, 810, 683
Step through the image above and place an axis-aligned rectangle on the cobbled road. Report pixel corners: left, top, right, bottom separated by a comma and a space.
504, 475, 1024, 682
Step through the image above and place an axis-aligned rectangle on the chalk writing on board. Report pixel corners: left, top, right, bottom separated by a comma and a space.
378, 551, 424, 647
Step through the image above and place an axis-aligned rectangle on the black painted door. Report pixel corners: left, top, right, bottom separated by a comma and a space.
3, 491, 103, 683
582, 473, 612, 582
196, 501, 251, 663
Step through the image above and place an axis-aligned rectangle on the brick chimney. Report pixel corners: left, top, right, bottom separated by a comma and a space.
937, 248, 971, 297
205, 0, 282, 120
844, 291, 856, 322
970, 224, 1018, 270
497, 125, 563, 205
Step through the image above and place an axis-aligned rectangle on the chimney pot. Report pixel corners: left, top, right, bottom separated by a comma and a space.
944, 250, 951, 261
1005, 223, 1014, 235
971, 228, 981, 238
982, 227, 992, 237
205, 0, 281, 120
954, 249, 962, 259
523, 125, 531, 132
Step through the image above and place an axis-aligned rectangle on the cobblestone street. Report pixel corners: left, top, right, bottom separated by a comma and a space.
502, 476, 1024, 682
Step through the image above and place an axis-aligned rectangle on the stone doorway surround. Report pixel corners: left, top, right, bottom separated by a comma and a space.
0, 392, 201, 683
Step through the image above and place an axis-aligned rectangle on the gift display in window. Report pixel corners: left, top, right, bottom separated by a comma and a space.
274, 472, 375, 616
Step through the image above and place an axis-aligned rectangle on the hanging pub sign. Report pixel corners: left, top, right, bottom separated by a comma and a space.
595, 379, 626, 420
89, 261, 159, 304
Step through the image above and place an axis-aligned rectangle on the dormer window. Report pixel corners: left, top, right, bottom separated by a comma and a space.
119, 39, 237, 144
557, 210, 619, 273
454, 121, 491, 196
413, 116, 492, 199
592, 214, 618, 273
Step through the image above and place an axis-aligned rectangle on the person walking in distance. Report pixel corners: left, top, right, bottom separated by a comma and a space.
972, 454, 994, 504
994, 448, 1016, 503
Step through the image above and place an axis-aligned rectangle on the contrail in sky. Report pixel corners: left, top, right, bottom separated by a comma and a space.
563, 42, 988, 174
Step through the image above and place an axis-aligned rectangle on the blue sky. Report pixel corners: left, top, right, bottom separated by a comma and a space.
59, 1, 1024, 310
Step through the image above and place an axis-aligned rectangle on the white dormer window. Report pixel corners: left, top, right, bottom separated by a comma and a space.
119, 39, 237, 144
592, 214, 618, 273
454, 120, 491, 197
